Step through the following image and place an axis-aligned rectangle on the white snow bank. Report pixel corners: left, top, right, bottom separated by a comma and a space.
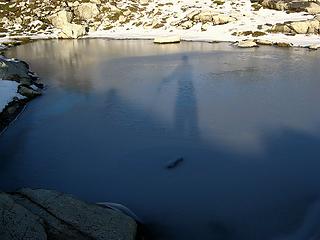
0, 80, 24, 113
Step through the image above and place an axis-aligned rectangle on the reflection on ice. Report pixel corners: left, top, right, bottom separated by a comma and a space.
3, 40, 320, 239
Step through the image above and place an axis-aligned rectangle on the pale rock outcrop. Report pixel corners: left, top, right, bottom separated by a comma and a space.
187, 10, 201, 20
290, 19, 320, 34
212, 14, 236, 25
201, 23, 210, 31
75, 3, 100, 20
306, 2, 320, 14
58, 23, 87, 39
194, 11, 236, 25
270, 18, 320, 34
180, 20, 193, 29
48, 10, 73, 29
48, 10, 86, 38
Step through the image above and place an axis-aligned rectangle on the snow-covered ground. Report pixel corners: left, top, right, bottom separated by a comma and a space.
87, 0, 319, 47
1, 0, 320, 47
0, 80, 25, 113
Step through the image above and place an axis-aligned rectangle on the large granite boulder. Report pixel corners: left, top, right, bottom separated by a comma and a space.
48, 10, 86, 38
58, 23, 87, 39
75, 3, 100, 20
0, 189, 137, 240
47, 10, 73, 29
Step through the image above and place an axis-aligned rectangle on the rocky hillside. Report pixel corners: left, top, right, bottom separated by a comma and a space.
1, 0, 320, 47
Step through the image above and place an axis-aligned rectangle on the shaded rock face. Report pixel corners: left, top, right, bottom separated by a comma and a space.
59, 23, 87, 39
0, 193, 47, 240
0, 56, 42, 132
0, 56, 42, 94
0, 57, 35, 85
0, 189, 137, 240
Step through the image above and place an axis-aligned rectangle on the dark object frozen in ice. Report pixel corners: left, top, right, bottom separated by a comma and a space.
166, 157, 184, 169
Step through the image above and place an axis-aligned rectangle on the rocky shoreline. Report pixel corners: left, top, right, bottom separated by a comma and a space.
0, 53, 43, 133
0, 188, 139, 240
1, 0, 320, 48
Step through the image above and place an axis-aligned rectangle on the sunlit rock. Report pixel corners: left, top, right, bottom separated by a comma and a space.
59, 23, 87, 39
48, 10, 73, 29
154, 35, 181, 44
74, 3, 100, 20
237, 40, 258, 48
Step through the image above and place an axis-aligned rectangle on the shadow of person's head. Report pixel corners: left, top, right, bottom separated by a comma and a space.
182, 55, 189, 64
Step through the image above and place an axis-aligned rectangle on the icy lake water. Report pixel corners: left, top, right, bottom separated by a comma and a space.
2, 39, 320, 239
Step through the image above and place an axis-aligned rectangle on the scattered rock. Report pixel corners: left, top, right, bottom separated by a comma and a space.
275, 42, 292, 47
201, 23, 210, 31
194, 11, 236, 25
180, 20, 194, 29
270, 19, 320, 34
255, 39, 273, 45
237, 40, 258, 48
18, 85, 42, 98
0, 56, 42, 132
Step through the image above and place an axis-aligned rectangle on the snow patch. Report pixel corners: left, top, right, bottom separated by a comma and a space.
0, 80, 24, 113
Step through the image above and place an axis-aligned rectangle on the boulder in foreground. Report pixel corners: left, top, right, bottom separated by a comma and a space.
0, 188, 137, 240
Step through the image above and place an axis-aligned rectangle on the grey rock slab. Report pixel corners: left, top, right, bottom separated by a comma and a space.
0, 192, 47, 240
11, 193, 88, 240
17, 188, 137, 240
